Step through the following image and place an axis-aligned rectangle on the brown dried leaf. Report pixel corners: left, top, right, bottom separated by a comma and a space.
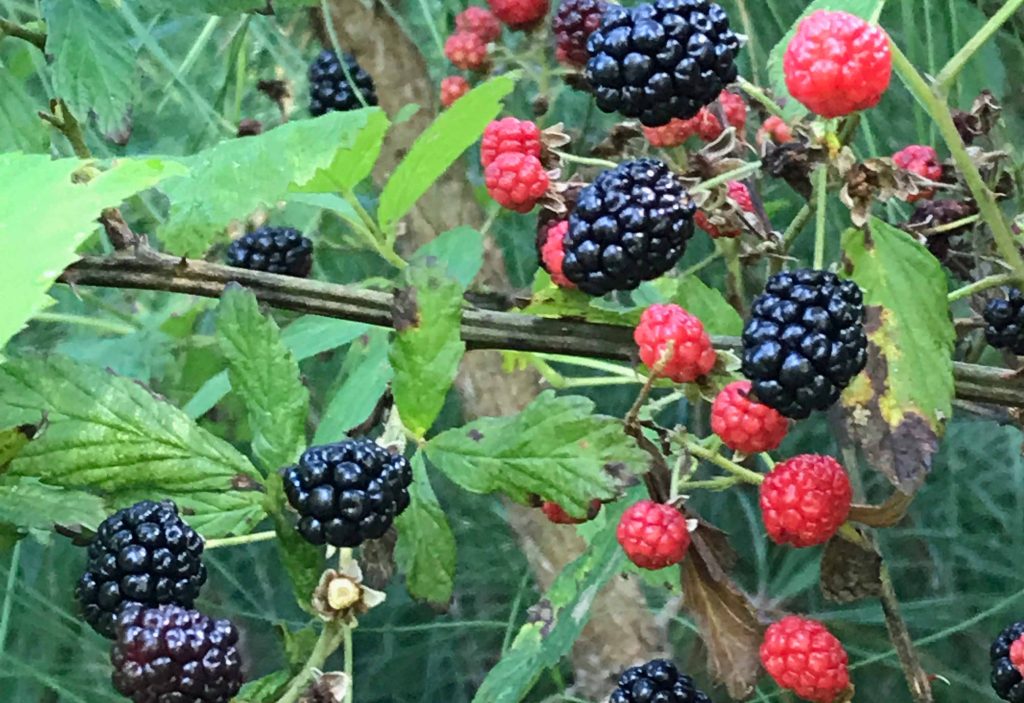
359, 527, 397, 590
839, 158, 922, 227
820, 531, 882, 603
681, 527, 764, 700
590, 122, 643, 159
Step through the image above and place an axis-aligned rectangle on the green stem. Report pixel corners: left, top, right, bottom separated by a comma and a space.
0, 17, 45, 50
934, 0, 1024, 93
812, 165, 828, 269
736, 76, 784, 120
678, 251, 722, 278
343, 624, 354, 703
277, 620, 347, 703
205, 530, 277, 549
947, 272, 1019, 302
343, 190, 406, 269
0, 541, 21, 659
780, 202, 814, 254
319, 0, 370, 108
533, 353, 636, 378
691, 160, 763, 194
559, 376, 641, 389
676, 476, 740, 491
921, 213, 980, 235
552, 151, 617, 170
683, 440, 764, 484
33, 312, 136, 335
890, 40, 1024, 281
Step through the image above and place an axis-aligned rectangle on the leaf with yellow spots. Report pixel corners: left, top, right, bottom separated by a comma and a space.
840, 218, 955, 492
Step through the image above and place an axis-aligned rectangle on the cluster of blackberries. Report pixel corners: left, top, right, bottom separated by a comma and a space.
984, 289, 1024, 355
76, 500, 243, 703
610, 659, 712, 702
225, 226, 314, 278
308, 49, 378, 116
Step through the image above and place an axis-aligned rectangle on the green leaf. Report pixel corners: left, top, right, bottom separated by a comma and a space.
0, 356, 265, 537
286, 192, 372, 239
140, 0, 317, 13
0, 476, 107, 533
0, 68, 48, 153
765, 0, 884, 121
378, 75, 517, 232
425, 391, 646, 516
389, 264, 466, 437
185, 315, 369, 419
216, 286, 309, 472
235, 670, 292, 703
472, 496, 629, 703
840, 218, 955, 492
158, 108, 385, 256
314, 329, 392, 444
410, 226, 485, 289
0, 424, 37, 472
0, 154, 185, 354
266, 478, 323, 615
670, 276, 744, 336
291, 109, 390, 194
43, 0, 138, 135
394, 453, 456, 605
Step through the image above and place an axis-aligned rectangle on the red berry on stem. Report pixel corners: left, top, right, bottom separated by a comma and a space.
440, 76, 470, 108
541, 499, 601, 524
760, 454, 852, 547
695, 180, 755, 239
445, 31, 490, 71
711, 380, 789, 453
893, 145, 942, 201
634, 304, 716, 383
616, 500, 690, 570
484, 152, 549, 213
783, 10, 891, 118
761, 615, 850, 703
642, 91, 745, 147
455, 6, 502, 42
488, 0, 549, 30
538, 219, 575, 288
480, 116, 542, 167
757, 115, 794, 145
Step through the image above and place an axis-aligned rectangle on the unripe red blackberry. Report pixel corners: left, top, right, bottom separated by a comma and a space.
456, 6, 502, 42
552, 0, 604, 68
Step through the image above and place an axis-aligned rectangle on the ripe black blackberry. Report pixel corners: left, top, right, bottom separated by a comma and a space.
741, 269, 867, 420
984, 289, 1024, 355
225, 226, 313, 277
992, 620, 1024, 702
563, 158, 695, 296
283, 438, 413, 548
308, 49, 378, 116
76, 500, 206, 639
553, 0, 605, 68
585, 0, 740, 127
610, 659, 712, 703
112, 603, 243, 703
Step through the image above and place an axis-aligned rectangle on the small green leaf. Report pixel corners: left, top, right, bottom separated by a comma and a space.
0, 154, 185, 353
425, 391, 646, 515
410, 227, 485, 289
158, 108, 385, 256
766, 0, 885, 121
0, 356, 264, 537
472, 496, 629, 702
840, 218, 955, 491
216, 286, 309, 472
394, 453, 456, 605
291, 109, 390, 194
389, 264, 466, 437
314, 329, 392, 444
0, 68, 48, 153
235, 670, 292, 703
43, 0, 138, 135
378, 75, 517, 232
0, 476, 107, 533
670, 276, 743, 336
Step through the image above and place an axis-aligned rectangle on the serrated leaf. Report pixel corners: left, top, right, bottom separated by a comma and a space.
472, 497, 629, 703
378, 75, 517, 232
43, 0, 138, 135
216, 286, 309, 471
158, 108, 385, 256
766, 0, 885, 121
840, 218, 954, 492
0, 154, 185, 354
389, 264, 465, 437
235, 670, 292, 703
314, 329, 392, 444
0, 356, 264, 537
0, 476, 107, 532
394, 453, 456, 605
425, 391, 645, 515
0, 68, 47, 153
185, 315, 369, 419
410, 227, 485, 288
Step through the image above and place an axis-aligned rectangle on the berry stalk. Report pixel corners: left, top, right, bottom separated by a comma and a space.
277, 619, 348, 703
934, 0, 1024, 93
682, 439, 764, 485
947, 272, 1020, 303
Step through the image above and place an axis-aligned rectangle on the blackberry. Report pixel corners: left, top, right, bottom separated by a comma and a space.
563, 158, 695, 296
308, 49, 378, 116
225, 226, 313, 277
992, 620, 1024, 702
610, 659, 712, 703
585, 0, 740, 127
283, 438, 413, 548
741, 269, 867, 419
112, 603, 243, 703
984, 289, 1024, 355
76, 500, 206, 639
553, 0, 605, 68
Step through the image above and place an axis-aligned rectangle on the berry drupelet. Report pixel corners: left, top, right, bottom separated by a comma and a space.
741, 269, 867, 419
585, 0, 741, 127
984, 290, 1024, 355
609, 659, 712, 703
283, 439, 413, 548
76, 500, 207, 639
225, 226, 314, 278
563, 158, 695, 295
308, 49, 378, 116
